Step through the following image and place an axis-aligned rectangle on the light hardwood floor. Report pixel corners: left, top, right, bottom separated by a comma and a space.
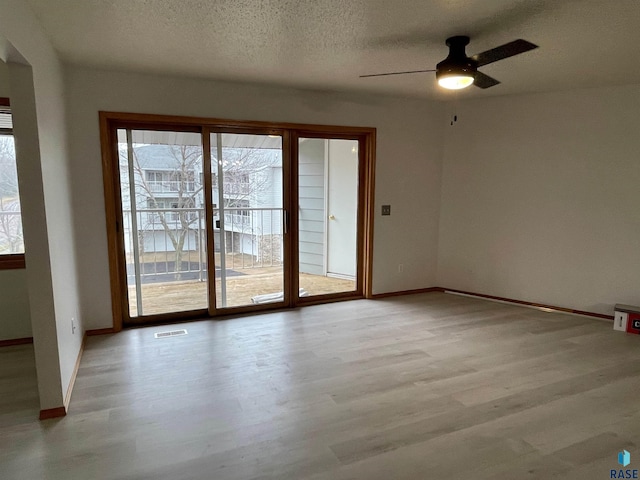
0, 344, 39, 427
1, 292, 640, 479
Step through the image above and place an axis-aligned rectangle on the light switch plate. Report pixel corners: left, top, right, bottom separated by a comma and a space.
381, 205, 391, 216
614, 311, 629, 331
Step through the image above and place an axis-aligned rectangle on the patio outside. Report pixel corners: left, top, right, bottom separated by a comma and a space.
127, 250, 356, 316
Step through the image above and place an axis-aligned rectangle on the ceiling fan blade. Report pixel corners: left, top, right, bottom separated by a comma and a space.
471, 39, 538, 67
360, 69, 435, 78
473, 71, 500, 89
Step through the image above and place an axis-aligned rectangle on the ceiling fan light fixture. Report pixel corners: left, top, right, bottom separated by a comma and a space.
436, 36, 477, 90
360, 35, 536, 91
437, 74, 475, 90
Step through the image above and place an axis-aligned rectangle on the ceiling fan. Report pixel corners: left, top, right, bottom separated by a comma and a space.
361, 36, 538, 90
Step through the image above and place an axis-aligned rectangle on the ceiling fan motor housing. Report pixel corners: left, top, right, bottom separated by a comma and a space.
436, 35, 478, 81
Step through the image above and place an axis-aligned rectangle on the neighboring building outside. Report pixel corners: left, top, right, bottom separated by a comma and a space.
120, 142, 284, 279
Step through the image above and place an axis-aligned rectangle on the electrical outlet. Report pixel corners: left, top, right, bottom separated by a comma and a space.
381, 205, 391, 216
71, 318, 76, 334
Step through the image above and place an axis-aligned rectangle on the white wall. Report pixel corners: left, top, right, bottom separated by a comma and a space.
65, 67, 445, 329
0, 59, 9, 95
0, 1, 83, 410
438, 84, 640, 316
0, 269, 31, 339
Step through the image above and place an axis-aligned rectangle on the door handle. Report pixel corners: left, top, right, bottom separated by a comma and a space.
283, 209, 289, 234
329, 214, 335, 220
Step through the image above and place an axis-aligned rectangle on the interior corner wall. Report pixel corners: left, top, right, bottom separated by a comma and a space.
0, 0, 83, 410
438, 84, 640, 316
8, 62, 63, 409
65, 67, 445, 329
31, 61, 83, 405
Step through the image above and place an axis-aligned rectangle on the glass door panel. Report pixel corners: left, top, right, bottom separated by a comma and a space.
298, 138, 358, 298
118, 128, 207, 317
210, 133, 285, 309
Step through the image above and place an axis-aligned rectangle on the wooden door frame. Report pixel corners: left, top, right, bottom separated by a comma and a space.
100, 111, 376, 331
202, 126, 292, 317
290, 131, 375, 307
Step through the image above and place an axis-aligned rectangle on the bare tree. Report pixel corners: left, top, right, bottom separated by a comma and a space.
214, 147, 279, 206
0, 135, 23, 253
122, 144, 203, 279
213, 147, 280, 263
122, 142, 279, 279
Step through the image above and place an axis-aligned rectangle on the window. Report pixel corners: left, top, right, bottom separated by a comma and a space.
145, 169, 196, 193
224, 198, 251, 226
0, 99, 25, 269
145, 197, 197, 223
224, 172, 250, 195
146, 197, 195, 209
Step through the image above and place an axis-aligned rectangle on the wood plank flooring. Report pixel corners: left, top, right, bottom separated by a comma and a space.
0, 344, 39, 427
1, 292, 640, 479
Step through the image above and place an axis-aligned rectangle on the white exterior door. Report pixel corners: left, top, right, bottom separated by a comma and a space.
326, 139, 358, 278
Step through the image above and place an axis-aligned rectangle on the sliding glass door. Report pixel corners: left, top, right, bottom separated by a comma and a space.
209, 132, 287, 310
103, 113, 374, 327
296, 137, 360, 300
117, 128, 208, 318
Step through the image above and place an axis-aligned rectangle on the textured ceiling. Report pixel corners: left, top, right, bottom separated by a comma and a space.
25, 0, 640, 99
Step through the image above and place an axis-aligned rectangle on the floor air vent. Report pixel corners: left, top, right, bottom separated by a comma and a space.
154, 329, 188, 339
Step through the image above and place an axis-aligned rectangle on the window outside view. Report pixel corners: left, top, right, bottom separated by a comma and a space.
0, 132, 24, 255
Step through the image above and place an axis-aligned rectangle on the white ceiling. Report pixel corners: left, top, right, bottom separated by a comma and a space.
25, 0, 640, 100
